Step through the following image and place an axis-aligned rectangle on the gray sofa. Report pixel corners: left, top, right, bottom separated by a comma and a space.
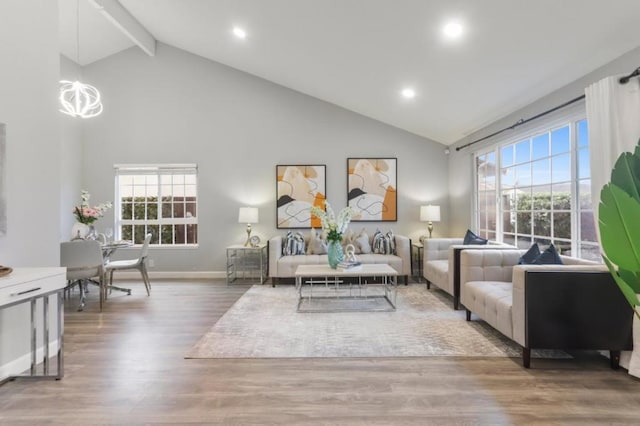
459, 248, 633, 368
269, 233, 411, 286
422, 238, 512, 309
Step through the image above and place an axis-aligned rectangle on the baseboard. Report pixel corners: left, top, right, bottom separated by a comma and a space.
0, 340, 61, 382
111, 270, 226, 280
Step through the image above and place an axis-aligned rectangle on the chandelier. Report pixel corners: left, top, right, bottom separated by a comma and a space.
59, 0, 103, 118
59, 80, 103, 118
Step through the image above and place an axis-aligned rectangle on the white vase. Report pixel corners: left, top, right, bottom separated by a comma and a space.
71, 222, 90, 240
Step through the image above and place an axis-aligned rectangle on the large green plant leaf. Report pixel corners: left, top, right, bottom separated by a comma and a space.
610, 145, 640, 203
599, 183, 640, 272
618, 268, 640, 293
599, 138, 640, 315
603, 255, 640, 309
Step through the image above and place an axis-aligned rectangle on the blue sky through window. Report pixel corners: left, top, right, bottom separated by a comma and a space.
515, 139, 530, 164
578, 148, 590, 179
501, 145, 514, 167
552, 153, 571, 183
532, 158, 551, 184
577, 120, 588, 147
532, 134, 549, 160
552, 126, 570, 154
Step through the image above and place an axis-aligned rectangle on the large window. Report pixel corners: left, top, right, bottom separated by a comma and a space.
115, 164, 198, 246
474, 115, 598, 260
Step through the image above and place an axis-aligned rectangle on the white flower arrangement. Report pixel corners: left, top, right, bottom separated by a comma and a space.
310, 202, 355, 242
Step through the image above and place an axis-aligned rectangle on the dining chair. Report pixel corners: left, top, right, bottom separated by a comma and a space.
105, 233, 152, 296
60, 240, 106, 311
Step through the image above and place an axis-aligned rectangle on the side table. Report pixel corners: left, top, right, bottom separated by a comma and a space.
226, 244, 268, 285
411, 241, 423, 283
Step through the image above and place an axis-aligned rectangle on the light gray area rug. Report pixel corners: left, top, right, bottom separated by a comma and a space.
186, 284, 564, 359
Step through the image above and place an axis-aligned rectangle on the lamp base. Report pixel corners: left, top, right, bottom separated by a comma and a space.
427, 222, 433, 238
244, 224, 252, 247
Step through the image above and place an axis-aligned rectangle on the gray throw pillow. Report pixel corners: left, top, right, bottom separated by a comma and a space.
533, 244, 563, 265
463, 229, 488, 245
372, 229, 396, 255
518, 243, 540, 265
386, 230, 396, 255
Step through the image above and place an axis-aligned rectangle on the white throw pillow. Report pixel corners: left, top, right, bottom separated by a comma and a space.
306, 228, 328, 255
354, 228, 372, 254
342, 229, 361, 254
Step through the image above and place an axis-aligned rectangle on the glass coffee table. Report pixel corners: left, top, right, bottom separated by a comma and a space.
294, 264, 398, 313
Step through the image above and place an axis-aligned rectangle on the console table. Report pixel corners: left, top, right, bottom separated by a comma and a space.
295, 264, 398, 313
0, 268, 66, 385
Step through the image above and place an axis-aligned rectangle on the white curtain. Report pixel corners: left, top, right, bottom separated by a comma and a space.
586, 74, 640, 376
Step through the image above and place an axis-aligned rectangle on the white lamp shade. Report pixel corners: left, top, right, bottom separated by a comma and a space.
420, 205, 441, 222
238, 207, 259, 224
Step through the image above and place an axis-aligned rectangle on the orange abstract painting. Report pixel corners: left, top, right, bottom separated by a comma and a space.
347, 158, 397, 222
276, 165, 326, 228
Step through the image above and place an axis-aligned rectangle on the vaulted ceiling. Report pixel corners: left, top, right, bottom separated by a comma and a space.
58, 0, 640, 145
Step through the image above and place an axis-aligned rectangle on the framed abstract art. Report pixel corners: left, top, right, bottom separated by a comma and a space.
347, 158, 397, 222
276, 165, 326, 228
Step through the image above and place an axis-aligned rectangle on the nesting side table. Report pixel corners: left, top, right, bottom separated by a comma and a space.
226, 244, 268, 285
411, 241, 424, 283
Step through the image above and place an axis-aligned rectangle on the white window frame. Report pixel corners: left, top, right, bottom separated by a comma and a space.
114, 164, 198, 247
472, 101, 597, 259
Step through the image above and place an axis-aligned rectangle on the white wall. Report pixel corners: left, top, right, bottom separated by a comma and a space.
0, 0, 62, 376
60, 55, 84, 238
81, 43, 449, 273
448, 46, 640, 237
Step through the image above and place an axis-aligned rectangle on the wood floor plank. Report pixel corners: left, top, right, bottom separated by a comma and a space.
1, 280, 639, 425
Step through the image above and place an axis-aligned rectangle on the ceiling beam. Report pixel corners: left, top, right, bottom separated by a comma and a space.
89, 0, 156, 57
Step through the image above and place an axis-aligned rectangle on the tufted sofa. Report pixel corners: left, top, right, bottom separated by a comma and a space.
459, 249, 633, 368
422, 238, 513, 309
422, 238, 462, 297
269, 233, 411, 286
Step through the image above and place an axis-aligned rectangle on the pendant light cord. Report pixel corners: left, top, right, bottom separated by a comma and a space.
76, 0, 80, 65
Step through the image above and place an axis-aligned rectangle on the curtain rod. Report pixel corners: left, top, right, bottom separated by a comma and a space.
456, 64, 640, 152
620, 66, 640, 84
455, 95, 585, 152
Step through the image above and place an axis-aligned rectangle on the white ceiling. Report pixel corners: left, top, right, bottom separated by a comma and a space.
58, 0, 640, 145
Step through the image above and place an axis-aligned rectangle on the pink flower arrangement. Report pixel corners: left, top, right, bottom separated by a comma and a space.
73, 190, 112, 224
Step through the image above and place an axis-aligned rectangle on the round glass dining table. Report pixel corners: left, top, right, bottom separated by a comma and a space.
101, 240, 133, 261
101, 241, 134, 296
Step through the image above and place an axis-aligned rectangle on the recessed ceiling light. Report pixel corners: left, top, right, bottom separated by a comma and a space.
233, 27, 247, 39
443, 21, 463, 39
401, 88, 416, 99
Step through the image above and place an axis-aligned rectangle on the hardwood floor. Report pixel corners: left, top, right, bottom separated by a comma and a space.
1, 280, 640, 425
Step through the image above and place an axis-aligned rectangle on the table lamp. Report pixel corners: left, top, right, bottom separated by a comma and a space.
420, 205, 441, 239
238, 207, 259, 247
